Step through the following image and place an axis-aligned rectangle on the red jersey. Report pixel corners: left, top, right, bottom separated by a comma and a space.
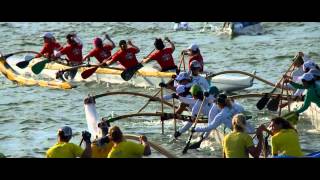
188, 53, 204, 72
109, 47, 139, 69
36, 42, 62, 58
148, 48, 176, 70
87, 44, 114, 63
59, 44, 83, 64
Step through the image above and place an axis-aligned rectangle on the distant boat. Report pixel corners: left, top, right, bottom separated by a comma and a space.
173, 22, 192, 31
220, 22, 264, 38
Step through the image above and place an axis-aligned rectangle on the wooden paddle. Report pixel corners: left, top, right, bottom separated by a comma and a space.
188, 132, 205, 149
16, 55, 36, 68
182, 96, 207, 154
256, 58, 296, 110
81, 57, 114, 79
121, 46, 157, 81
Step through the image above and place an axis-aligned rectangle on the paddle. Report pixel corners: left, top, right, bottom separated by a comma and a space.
182, 96, 206, 154
256, 57, 296, 110
81, 51, 117, 79
188, 132, 205, 149
266, 94, 281, 111
1, 50, 40, 60
16, 55, 36, 69
31, 58, 51, 74
120, 63, 144, 81
121, 46, 158, 81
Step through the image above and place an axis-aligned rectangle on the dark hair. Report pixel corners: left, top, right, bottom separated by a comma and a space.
66, 33, 77, 45
293, 56, 304, 66
109, 126, 123, 143
58, 131, 71, 142
154, 38, 165, 50
191, 49, 200, 54
271, 117, 296, 131
119, 40, 126, 47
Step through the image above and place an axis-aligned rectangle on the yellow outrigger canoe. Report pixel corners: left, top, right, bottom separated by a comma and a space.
0, 56, 75, 89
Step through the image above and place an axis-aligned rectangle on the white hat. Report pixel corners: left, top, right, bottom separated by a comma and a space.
175, 72, 190, 81
176, 85, 186, 94
303, 60, 317, 72
58, 126, 72, 137
309, 69, 320, 77
42, 32, 54, 39
298, 73, 314, 82
190, 60, 201, 69
188, 43, 199, 51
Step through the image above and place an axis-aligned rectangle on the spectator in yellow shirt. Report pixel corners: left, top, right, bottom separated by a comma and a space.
91, 119, 114, 158
107, 126, 151, 158
223, 114, 264, 158
46, 126, 92, 158
261, 117, 303, 157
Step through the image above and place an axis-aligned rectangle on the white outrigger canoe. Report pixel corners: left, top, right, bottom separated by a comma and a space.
4, 57, 255, 91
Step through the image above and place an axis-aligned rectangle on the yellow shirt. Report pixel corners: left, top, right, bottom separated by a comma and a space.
223, 131, 254, 158
46, 142, 84, 158
271, 129, 303, 157
91, 142, 114, 158
108, 141, 145, 158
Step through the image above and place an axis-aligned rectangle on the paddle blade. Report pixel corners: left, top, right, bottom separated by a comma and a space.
81, 67, 98, 79
121, 63, 143, 81
31, 59, 50, 74
256, 94, 270, 110
16, 60, 30, 69
182, 141, 191, 154
267, 96, 280, 111
188, 140, 203, 150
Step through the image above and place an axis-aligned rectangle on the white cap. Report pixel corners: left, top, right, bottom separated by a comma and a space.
42, 32, 54, 39
175, 72, 190, 81
190, 60, 201, 69
58, 126, 72, 137
176, 85, 186, 94
188, 43, 199, 51
303, 60, 317, 72
298, 73, 314, 82
309, 69, 320, 77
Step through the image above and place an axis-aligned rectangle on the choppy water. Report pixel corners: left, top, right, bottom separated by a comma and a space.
1, 22, 320, 158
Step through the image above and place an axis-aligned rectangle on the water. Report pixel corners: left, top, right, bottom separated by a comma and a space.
1, 22, 320, 158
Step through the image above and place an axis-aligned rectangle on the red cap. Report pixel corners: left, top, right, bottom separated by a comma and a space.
93, 37, 103, 46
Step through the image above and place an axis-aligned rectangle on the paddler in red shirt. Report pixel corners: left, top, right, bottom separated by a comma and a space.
35, 32, 62, 58
83, 34, 115, 64
181, 43, 204, 72
55, 33, 83, 80
103, 40, 140, 70
142, 37, 177, 72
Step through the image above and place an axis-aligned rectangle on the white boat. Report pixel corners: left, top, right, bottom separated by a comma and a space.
220, 22, 263, 37
4, 57, 255, 91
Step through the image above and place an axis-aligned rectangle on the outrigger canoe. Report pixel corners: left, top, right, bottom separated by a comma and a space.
0, 56, 74, 89
220, 22, 263, 37
6, 57, 255, 92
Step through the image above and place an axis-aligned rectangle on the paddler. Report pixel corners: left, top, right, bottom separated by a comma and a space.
83, 34, 115, 64
91, 119, 114, 158
284, 72, 320, 115
46, 126, 92, 158
181, 43, 204, 72
102, 40, 140, 70
55, 33, 84, 79
260, 117, 303, 157
189, 60, 209, 91
223, 114, 264, 158
107, 126, 151, 158
35, 32, 62, 58
141, 37, 177, 72
174, 85, 212, 139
